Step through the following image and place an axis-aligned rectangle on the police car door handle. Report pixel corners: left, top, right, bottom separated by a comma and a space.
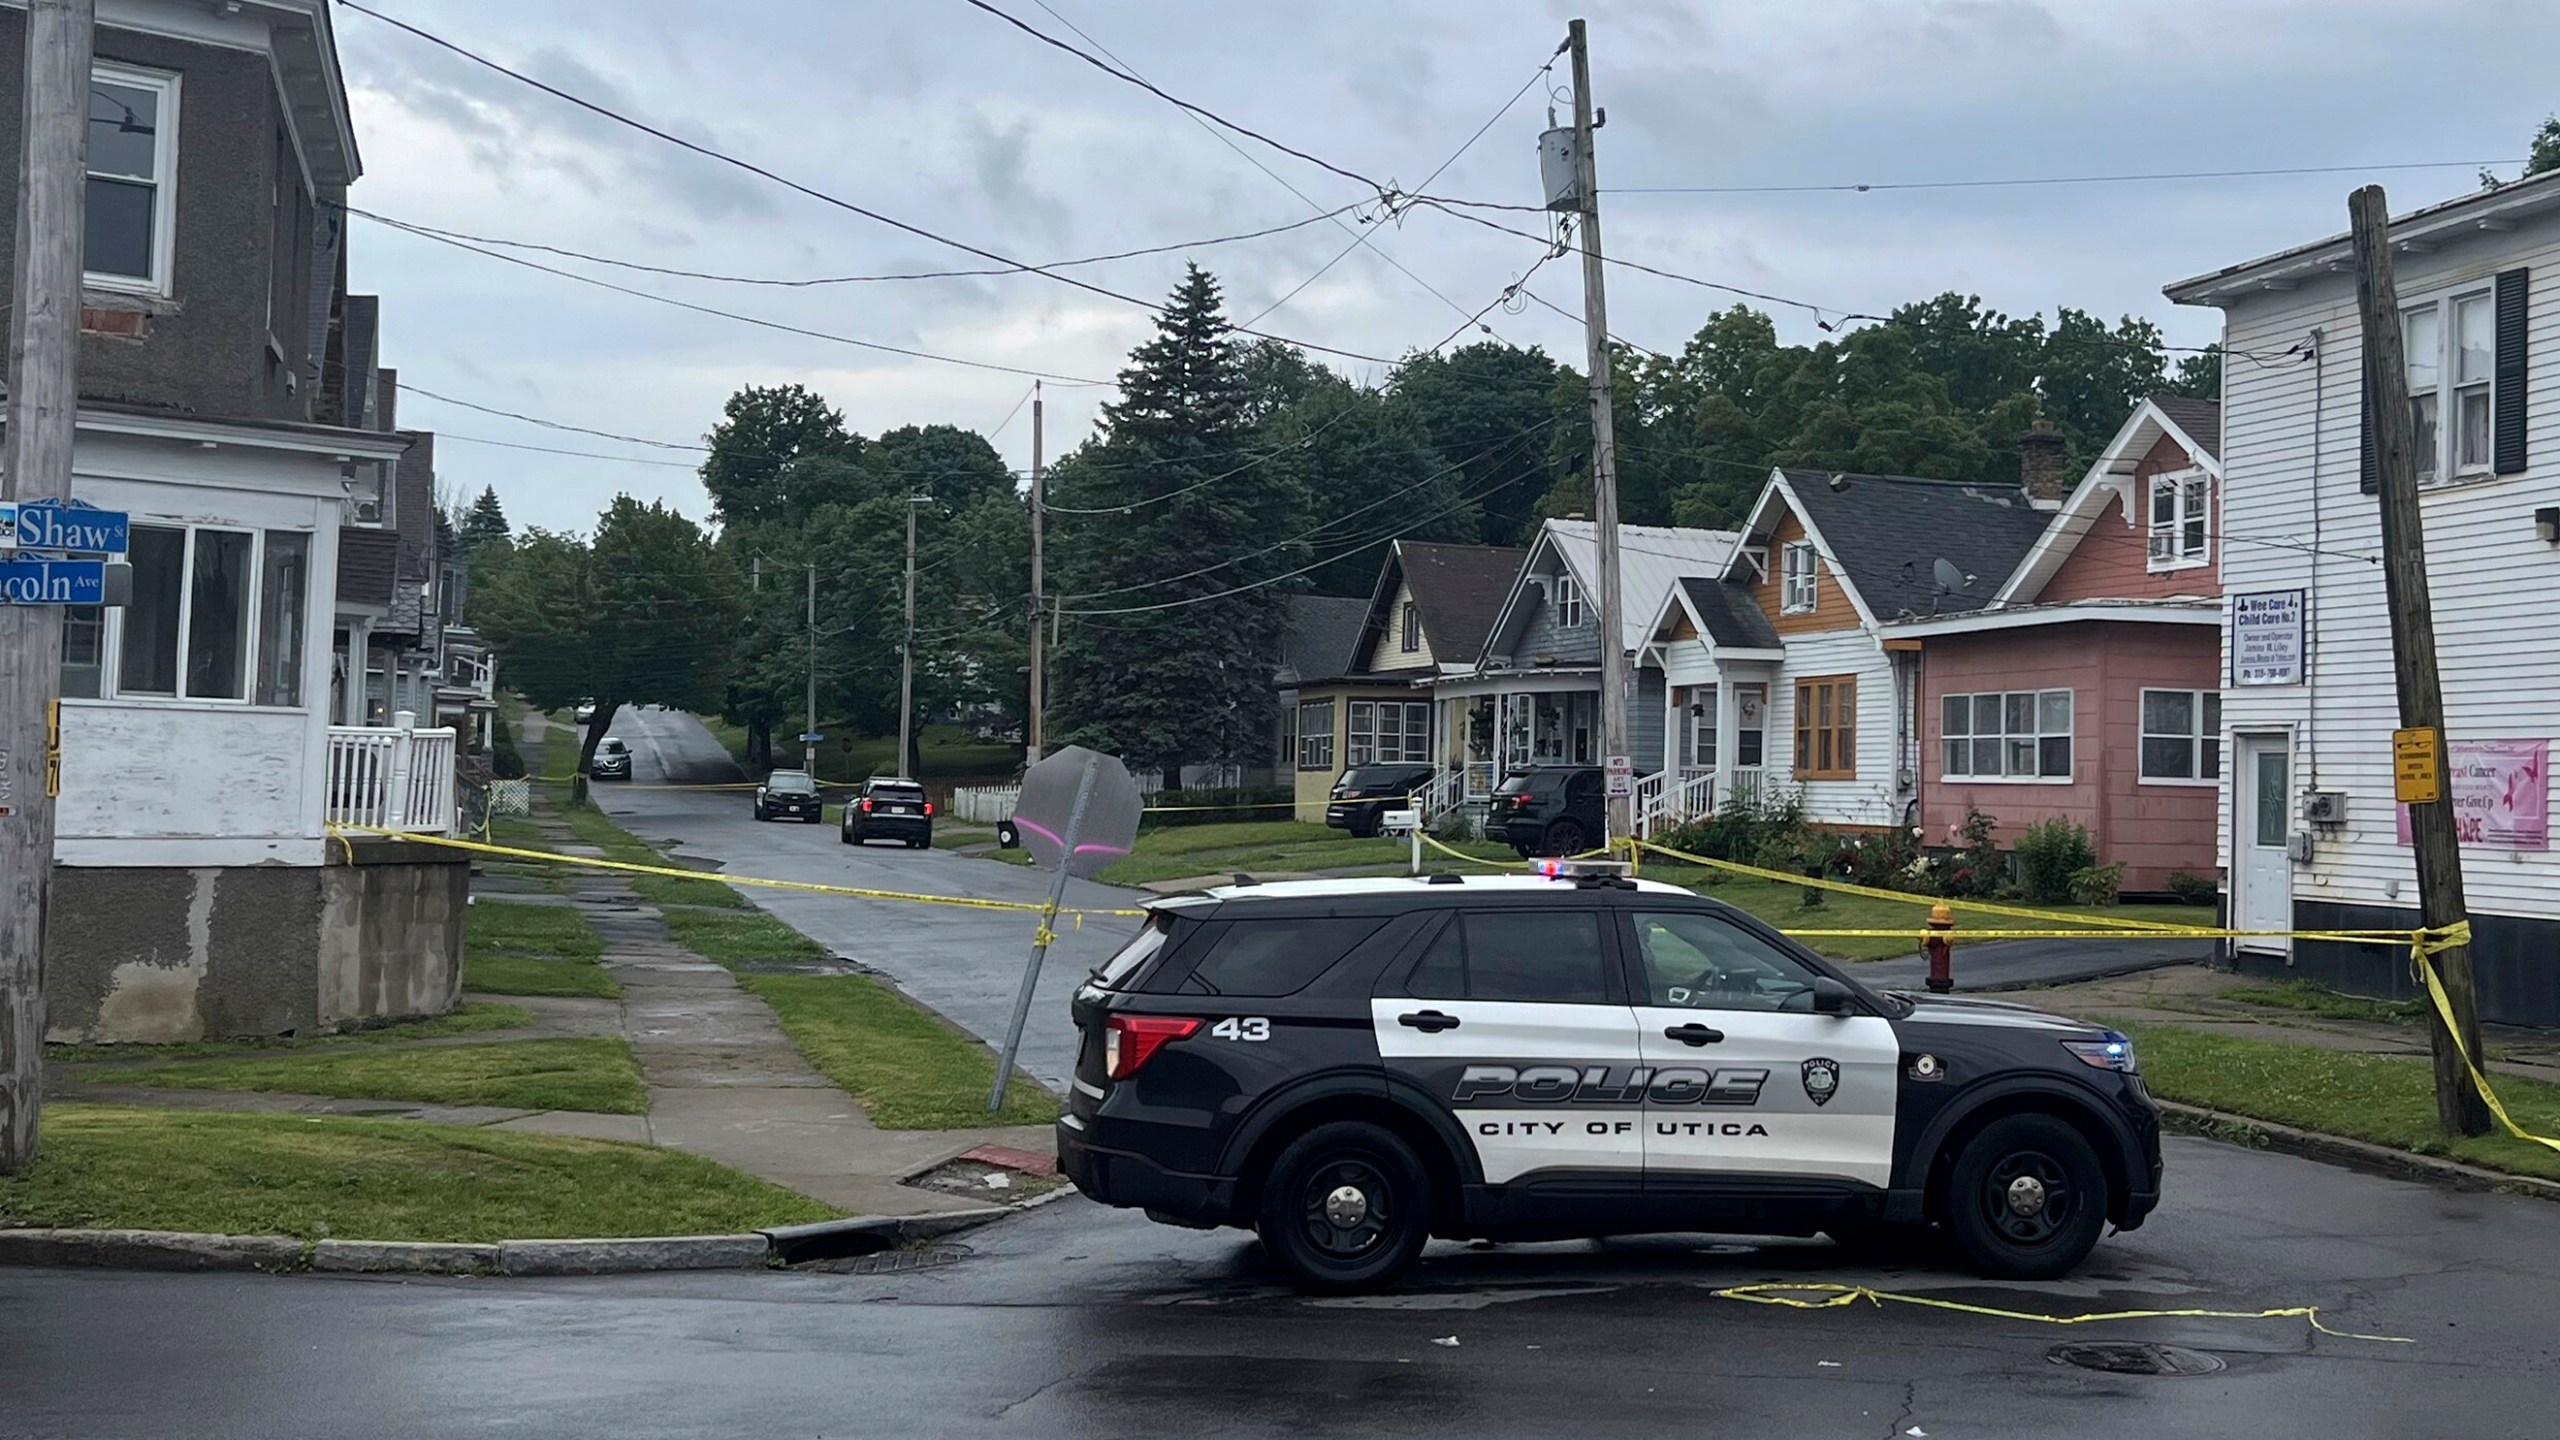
1663, 1023, 1726, 1046
1398, 1010, 1461, 1033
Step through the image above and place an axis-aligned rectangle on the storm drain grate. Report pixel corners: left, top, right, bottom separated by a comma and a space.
835, 1245, 972, 1276
2047, 1341, 2226, 1377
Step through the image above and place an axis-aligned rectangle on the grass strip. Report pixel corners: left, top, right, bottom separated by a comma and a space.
661, 908, 828, 967
2118, 1021, 2560, 1183
47, 1001, 533, 1065
2218, 980, 2428, 1024
556, 805, 747, 909
0, 1104, 833, 1241
737, 973, 1056, 1129
82, 1038, 650, 1116
465, 900, 618, 999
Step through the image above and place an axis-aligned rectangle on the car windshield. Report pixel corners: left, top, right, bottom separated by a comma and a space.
765, 772, 816, 793
600, 740, 627, 754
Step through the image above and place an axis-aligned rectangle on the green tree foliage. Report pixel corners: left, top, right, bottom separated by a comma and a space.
2529, 115, 2560, 178
1049, 266, 1307, 777
456, 485, 511, 555
1385, 341, 1565, 546
474, 498, 741, 790
699, 383, 860, 526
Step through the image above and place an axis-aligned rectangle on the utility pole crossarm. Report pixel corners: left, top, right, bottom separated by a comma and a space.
2348, 183, 2490, 1138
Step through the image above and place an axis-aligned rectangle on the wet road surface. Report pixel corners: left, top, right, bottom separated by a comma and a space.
4, 1135, 2552, 1438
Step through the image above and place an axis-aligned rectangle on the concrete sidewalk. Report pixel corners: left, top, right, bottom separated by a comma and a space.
1853, 934, 2213, 993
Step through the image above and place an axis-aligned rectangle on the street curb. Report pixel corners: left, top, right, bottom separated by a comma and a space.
0, 1228, 306, 1272
313, 1239, 500, 1275
2158, 1100, 2560, 1203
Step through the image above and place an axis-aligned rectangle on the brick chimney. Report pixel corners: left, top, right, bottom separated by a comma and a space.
2019, 418, 2069, 504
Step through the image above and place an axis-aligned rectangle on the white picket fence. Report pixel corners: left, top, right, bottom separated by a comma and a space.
951, 768, 1169, 824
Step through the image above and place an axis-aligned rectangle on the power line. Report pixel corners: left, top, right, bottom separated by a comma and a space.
341, 201, 1368, 289
397, 381, 706, 451
1608, 159, 2525, 196
356, 208, 1114, 385
338, 1, 1404, 367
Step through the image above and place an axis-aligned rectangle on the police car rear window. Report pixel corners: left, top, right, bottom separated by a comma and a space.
1090, 914, 1174, 991
1178, 917, 1384, 997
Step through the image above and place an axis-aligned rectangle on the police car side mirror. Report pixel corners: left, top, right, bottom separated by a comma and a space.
1811, 977, 1853, 1015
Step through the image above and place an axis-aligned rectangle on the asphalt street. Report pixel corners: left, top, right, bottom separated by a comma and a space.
6, 1135, 2553, 1438
593, 706, 1146, 1090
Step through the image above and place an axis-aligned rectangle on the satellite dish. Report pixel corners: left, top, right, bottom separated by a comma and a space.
1932, 557, 1971, 593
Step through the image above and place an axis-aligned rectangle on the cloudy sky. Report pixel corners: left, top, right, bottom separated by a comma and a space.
334, 0, 2560, 533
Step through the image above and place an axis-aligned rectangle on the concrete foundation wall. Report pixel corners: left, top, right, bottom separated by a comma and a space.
45, 840, 468, 1045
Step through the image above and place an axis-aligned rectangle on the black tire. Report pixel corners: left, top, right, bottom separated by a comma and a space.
839, 825, 853, 845
1254, 1121, 1431, 1294
1543, 818, 1586, 857
1511, 843, 1533, 860
1347, 813, 1381, 840
805, 813, 822, 824
910, 837, 927, 850
752, 806, 766, 822
1943, 1113, 2108, 1280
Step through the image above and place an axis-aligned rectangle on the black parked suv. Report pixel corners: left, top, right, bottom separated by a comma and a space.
590, 737, 632, 782
1059, 869, 2161, 1294
752, 770, 824, 823
1490, 764, 1604, 857
842, 777, 933, 849
1325, 762, 1437, 838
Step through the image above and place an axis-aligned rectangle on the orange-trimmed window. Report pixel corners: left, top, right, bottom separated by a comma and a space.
1793, 676, 1857, 780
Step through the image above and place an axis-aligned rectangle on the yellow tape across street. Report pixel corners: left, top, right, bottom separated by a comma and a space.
1709, 1282, 2413, 1344
327, 824, 1149, 920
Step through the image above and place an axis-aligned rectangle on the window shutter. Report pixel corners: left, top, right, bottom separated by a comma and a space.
2359, 382, 2379, 495
2495, 267, 2529, 475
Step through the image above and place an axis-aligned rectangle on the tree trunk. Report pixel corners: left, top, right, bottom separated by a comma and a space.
746, 716, 770, 774
573, 701, 620, 806
906, 726, 924, 783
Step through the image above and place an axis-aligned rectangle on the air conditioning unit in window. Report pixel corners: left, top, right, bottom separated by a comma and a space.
2302, 791, 2347, 825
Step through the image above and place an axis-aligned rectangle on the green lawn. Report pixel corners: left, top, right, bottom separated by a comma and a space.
738, 974, 1056, 1129
0, 1104, 834, 1241
82, 1037, 650, 1116
465, 900, 619, 999
1052, 819, 1515, 888
2219, 980, 2429, 1025
47, 1001, 532, 1065
2118, 1022, 2560, 1183
556, 805, 747, 909
657, 909, 1052, 1128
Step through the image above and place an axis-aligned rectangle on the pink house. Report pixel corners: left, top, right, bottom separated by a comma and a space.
1881, 398, 2225, 893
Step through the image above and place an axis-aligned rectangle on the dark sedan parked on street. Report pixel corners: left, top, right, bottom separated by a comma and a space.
753, 770, 825, 823
843, 777, 934, 849
1324, 762, 1437, 838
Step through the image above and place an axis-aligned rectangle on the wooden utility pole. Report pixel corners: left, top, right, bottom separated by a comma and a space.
896, 495, 924, 779
2348, 184, 2490, 1137
1026, 382, 1044, 764
1566, 17, 1632, 841
0, 0, 96, 1175
803, 563, 818, 778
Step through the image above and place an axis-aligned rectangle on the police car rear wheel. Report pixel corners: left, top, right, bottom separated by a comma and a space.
1257, 1121, 1430, 1294
1946, 1113, 2106, 1280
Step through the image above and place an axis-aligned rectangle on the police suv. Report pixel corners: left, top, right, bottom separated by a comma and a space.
1058, 866, 2162, 1294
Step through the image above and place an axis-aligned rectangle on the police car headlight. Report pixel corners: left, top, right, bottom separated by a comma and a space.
2062, 1034, 2136, 1074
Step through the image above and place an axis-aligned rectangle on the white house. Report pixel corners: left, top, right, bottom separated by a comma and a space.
2167, 169, 2559, 1024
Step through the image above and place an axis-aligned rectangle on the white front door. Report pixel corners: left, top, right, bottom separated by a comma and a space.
2234, 733, 2294, 956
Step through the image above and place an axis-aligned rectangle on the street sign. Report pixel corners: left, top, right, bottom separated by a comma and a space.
1605, 753, 1633, 798
0, 500, 128, 555
0, 557, 104, 605
798, 731, 825, 744
2394, 727, 2442, 805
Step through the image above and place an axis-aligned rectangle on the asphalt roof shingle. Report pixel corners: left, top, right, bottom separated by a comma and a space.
2147, 394, 2221, 462
1391, 541, 1525, 668
1279, 594, 1371, 685
1677, 576, 1781, 651
1778, 469, 2051, 621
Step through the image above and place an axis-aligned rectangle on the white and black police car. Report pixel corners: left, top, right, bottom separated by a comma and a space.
1058, 864, 2161, 1293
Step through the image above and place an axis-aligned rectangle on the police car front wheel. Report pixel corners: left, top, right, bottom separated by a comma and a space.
1255, 1121, 1431, 1294
1945, 1113, 2108, 1280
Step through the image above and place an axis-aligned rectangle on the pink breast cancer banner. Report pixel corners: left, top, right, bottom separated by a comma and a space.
2397, 739, 2549, 850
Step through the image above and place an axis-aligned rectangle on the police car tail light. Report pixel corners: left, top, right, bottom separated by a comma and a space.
923, 802, 934, 816
859, 798, 873, 813
1104, 1015, 1201, 1079
2063, 1035, 2137, 1073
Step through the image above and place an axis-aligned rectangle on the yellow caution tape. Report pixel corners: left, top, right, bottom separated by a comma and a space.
2409, 921, 2560, 1155
327, 824, 1148, 920
1637, 837, 2203, 933
1710, 1282, 2412, 1343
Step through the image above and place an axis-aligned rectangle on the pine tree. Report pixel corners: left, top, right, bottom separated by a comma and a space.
1050, 266, 1308, 780
457, 485, 511, 554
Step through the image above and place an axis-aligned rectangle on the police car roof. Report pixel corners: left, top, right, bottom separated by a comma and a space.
1180, 874, 1695, 904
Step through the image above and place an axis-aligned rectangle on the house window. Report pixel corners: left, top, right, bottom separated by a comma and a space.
1296, 699, 1335, 771
110, 523, 310, 704
1781, 541, 1818, 614
1941, 688, 2073, 781
1793, 676, 1857, 780
60, 606, 104, 698
85, 65, 178, 294
1348, 699, 1430, 766
1555, 574, 1584, 629
2139, 689, 2222, 783
2404, 287, 2498, 484
1400, 600, 1421, 653
2146, 470, 2210, 569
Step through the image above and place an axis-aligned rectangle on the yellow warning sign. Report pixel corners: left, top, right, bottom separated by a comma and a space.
2393, 726, 2441, 804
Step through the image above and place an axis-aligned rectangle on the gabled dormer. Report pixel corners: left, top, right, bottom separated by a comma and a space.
1723, 468, 2052, 628
1346, 539, 1525, 678
1480, 519, 1739, 670
1996, 396, 2225, 606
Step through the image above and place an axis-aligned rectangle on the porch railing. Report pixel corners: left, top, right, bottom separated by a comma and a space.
325, 712, 458, 835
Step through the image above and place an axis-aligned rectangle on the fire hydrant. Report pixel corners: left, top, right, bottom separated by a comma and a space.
1924, 903, 1956, 994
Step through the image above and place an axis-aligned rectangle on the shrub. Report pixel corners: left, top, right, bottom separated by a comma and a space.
1660, 790, 1811, 867
2166, 870, 2221, 906
1934, 808, 2005, 899
1824, 827, 1922, 890
1431, 809, 1478, 843
2068, 861, 2128, 907
2014, 817, 2099, 904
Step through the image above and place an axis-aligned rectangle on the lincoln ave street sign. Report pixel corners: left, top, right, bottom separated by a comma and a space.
0, 557, 105, 605
0, 499, 129, 556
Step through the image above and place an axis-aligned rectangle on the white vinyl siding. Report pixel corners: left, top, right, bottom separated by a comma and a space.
2209, 223, 2560, 918
1764, 628, 1901, 828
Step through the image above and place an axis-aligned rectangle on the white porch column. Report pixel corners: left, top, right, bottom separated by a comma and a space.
344, 619, 372, 725
1713, 678, 1740, 807
385, 710, 418, 829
